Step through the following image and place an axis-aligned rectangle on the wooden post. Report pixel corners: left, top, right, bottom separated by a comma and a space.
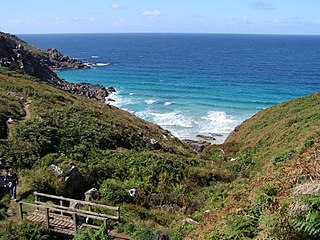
35, 194, 39, 211
72, 213, 77, 232
103, 218, 108, 233
117, 207, 120, 221
45, 208, 50, 229
19, 202, 23, 219
88, 205, 92, 212
60, 199, 63, 215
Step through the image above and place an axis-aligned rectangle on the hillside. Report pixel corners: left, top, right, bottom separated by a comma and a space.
0, 66, 222, 239
1, 32, 320, 240
191, 92, 320, 239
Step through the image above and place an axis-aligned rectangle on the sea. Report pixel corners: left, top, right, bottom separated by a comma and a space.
19, 33, 320, 143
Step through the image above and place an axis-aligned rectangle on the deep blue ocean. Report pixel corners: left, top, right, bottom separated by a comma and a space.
19, 33, 320, 142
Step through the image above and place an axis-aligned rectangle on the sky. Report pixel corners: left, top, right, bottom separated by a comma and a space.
1, 0, 320, 35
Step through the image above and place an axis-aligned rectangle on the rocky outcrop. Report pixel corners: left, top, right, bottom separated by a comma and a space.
45, 48, 90, 71
182, 139, 211, 153
0, 32, 60, 85
0, 32, 114, 102
64, 82, 111, 102
50, 164, 86, 198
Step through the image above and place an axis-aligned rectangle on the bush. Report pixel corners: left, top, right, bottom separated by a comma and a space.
74, 226, 111, 240
288, 194, 320, 238
0, 221, 49, 240
30, 168, 64, 195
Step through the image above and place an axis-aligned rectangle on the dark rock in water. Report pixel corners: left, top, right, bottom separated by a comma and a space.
196, 134, 216, 141
64, 82, 109, 102
182, 139, 211, 153
45, 48, 90, 71
210, 133, 223, 137
107, 87, 116, 93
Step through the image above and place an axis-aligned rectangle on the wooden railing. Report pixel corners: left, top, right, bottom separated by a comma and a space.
18, 192, 121, 236
19, 201, 110, 232
34, 192, 120, 221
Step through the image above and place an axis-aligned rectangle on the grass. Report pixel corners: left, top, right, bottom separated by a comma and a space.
0, 69, 220, 239
1, 65, 320, 239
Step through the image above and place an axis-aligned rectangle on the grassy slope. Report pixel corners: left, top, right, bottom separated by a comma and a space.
0, 68, 221, 239
191, 92, 320, 239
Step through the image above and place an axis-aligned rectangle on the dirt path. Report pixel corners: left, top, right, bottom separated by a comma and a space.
6, 99, 31, 138
22, 99, 32, 122
5, 100, 31, 221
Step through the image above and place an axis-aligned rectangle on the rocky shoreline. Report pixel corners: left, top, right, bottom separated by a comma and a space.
0, 32, 114, 102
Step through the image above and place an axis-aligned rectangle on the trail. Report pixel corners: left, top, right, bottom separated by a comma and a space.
5, 100, 31, 221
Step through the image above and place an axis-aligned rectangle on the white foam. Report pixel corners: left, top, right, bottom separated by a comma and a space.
200, 111, 238, 134
164, 102, 173, 106
129, 93, 135, 96
91, 55, 100, 58
145, 99, 156, 105
149, 111, 193, 128
95, 63, 111, 67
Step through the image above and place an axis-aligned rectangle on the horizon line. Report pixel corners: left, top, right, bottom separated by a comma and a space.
15, 32, 320, 36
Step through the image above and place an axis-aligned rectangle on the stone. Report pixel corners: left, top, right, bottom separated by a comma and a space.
182, 217, 199, 225
50, 164, 63, 175
182, 139, 211, 153
7, 117, 14, 124
150, 138, 162, 150
196, 134, 215, 141
107, 87, 116, 93
84, 188, 99, 201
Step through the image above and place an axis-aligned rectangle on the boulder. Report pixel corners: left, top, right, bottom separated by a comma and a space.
182, 217, 199, 225
84, 188, 99, 201
150, 138, 162, 150
182, 139, 211, 153
196, 134, 216, 141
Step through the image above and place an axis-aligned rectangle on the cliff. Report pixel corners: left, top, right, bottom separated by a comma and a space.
0, 32, 109, 102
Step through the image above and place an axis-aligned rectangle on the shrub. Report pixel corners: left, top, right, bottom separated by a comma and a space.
0, 221, 49, 240
74, 226, 111, 240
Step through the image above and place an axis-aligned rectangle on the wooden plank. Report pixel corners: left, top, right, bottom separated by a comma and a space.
35, 201, 119, 220
34, 192, 119, 211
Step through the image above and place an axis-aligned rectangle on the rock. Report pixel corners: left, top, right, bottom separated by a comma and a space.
45, 48, 90, 71
0, 32, 112, 103
196, 134, 216, 141
182, 139, 211, 153
84, 188, 99, 201
49, 164, 85, 198
182, 218, 199, 225
128, 188, 138, 198
50, 164, 63, 175
64, 166, 86, 197
6, 117, 14, 124
107, 87, 116, 93
156, 232, 169, 240
150, 138, 162, 150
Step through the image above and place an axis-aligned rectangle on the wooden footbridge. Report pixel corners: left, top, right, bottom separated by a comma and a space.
19, 192, 122, 238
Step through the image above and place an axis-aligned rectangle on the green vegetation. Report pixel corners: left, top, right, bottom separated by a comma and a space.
191, 91, 320, 239
1, 63, 320, 239
0, 221, 49, 240
0, 67, 217, 238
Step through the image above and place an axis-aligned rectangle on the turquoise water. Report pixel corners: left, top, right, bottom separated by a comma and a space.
20, 33, 320, 142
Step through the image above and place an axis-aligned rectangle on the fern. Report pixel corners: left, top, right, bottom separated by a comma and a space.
289, 194, 320, 238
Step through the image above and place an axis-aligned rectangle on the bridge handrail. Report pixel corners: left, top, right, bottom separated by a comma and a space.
34, 200, 119, 220
19, 201, 110, 221
34, 192, 119, 211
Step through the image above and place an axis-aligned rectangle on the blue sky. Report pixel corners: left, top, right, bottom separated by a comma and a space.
1, 1, 320, 34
